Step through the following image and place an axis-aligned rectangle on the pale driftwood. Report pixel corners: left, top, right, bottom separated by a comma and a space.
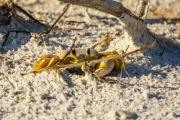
135, 0, 149, 19
58, 0, 179, 49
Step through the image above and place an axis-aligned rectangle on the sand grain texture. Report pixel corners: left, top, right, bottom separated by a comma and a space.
0, 0, 180, 120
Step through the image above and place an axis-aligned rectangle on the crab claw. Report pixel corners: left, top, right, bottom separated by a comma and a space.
32, 55, 60, 73
94, 60, 115, 77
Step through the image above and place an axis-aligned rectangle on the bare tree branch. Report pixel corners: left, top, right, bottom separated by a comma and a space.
135, 0, 149, 19
58, 0, 157, 47
58, 0, 179, 50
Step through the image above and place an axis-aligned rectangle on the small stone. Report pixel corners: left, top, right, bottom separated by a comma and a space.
106, 110, 138, 120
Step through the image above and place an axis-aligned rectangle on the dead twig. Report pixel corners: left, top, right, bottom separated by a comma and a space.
56, 44, 154, 69
135, 0, 149, 19
41, 4, 70, 35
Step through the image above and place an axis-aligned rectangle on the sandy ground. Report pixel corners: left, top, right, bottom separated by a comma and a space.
0, 0, 180, 120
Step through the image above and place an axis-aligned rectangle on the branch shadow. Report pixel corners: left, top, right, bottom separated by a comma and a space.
109, 35, 180, 82
145, 17, 180, 24
0, 109, 11, 119
0, 15, 47, 53
127, 17, 179, 80
90, 14, 119, 27
125, 39, 180, 80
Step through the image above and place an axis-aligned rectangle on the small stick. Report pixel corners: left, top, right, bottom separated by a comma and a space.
55, 38, 76, 65
134, 0, 149, 19
21, 38, 76, 75
42, 4, 70, 35
123, 42, 154, 56
119, 45, 131, 80
56, 44, 154, 69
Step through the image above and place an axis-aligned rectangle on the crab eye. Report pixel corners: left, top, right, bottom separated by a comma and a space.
71, 49, 76, 56
86, 48, 91, 55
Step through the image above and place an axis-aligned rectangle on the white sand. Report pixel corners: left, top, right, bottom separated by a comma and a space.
0, 0, 180, 119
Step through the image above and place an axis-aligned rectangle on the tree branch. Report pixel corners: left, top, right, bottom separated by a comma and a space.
135, 0, 149, 19
58, 0, 156, 47
58, 0, 180, 51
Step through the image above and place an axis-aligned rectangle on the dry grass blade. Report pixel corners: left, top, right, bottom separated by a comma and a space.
135, 0, 149, 19
42, 4, 70, 35
55, 38, 76, 65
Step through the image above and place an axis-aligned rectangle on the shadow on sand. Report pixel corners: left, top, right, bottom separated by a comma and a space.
1, 14, 179, 84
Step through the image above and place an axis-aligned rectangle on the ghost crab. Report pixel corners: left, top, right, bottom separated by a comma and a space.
32, 34, 153, 82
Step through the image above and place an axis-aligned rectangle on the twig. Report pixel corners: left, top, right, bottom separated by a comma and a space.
42, 4, 70, 35
56, 44, 153, 69
55, 38, 76, 65
135, 0, 149, 19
